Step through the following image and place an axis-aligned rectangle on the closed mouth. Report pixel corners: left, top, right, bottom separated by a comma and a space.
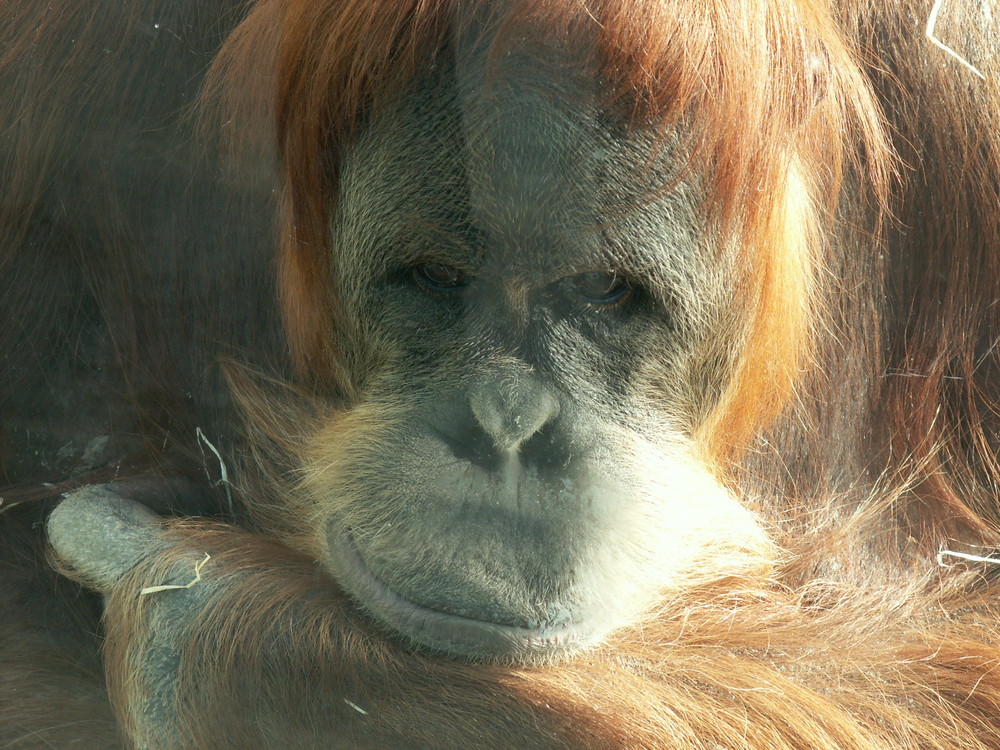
331, 530, 599, 663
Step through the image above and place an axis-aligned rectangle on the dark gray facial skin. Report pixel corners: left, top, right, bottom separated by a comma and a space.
309, 31, 771, 664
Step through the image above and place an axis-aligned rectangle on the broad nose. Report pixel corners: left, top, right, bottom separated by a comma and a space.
467, 368, 561, 453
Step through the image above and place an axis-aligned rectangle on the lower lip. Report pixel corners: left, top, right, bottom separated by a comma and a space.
331, 531, 599, 662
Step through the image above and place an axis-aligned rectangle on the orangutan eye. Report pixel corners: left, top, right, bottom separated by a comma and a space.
570, 271, 631, 305
412, 263, 468, 293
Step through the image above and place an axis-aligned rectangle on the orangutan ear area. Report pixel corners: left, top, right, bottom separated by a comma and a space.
1, 1, 998, 748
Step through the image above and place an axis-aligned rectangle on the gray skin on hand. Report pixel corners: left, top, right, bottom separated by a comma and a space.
47, 486, 165, 593
47, 485, 226, 750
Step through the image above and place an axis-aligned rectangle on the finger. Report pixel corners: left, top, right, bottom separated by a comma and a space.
47, 484, 164, 593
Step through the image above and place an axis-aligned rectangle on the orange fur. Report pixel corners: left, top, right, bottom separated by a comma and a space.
1, 0, 999, 748
96, 522, 1000, 749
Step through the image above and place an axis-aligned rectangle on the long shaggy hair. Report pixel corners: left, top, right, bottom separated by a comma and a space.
2, 0, 999, 748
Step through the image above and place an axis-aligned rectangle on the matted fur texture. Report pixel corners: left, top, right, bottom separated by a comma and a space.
1, 0, 999, 748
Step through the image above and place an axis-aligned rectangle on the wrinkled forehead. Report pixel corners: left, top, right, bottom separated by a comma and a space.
333, 24, 699, 283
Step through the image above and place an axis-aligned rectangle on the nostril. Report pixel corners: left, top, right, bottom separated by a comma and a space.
518, 420, 572, 473
468, 370, 560, 453
438, 425, 503, 472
